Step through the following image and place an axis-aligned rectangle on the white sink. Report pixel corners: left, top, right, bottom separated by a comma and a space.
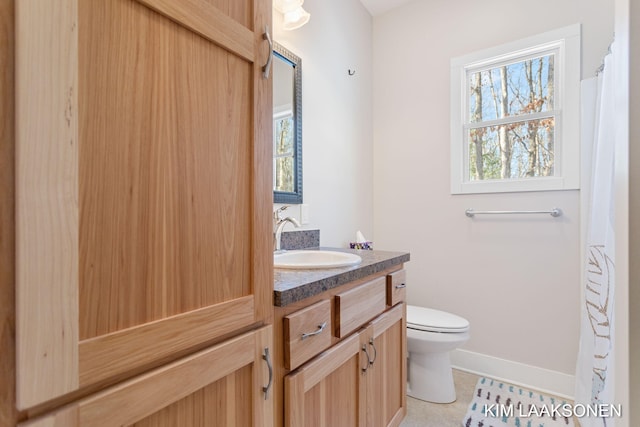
274, 250, 362, 269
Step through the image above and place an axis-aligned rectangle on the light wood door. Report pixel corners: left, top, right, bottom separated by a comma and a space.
16, 0, 272, 409
284, 332, 368, 427
364, 304, 407, 427
18, 326, 274, 427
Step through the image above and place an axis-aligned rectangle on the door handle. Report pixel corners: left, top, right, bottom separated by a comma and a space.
361, 344, 372, 373
262, 25, 273, 79
262, 347, 273, 399
368, 338, 377, 365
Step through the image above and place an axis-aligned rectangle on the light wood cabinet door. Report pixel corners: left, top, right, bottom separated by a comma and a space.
284, 332, 368, 427
16, 0, 272, 410
364, 304, 407, 427
18, 326, 274, 427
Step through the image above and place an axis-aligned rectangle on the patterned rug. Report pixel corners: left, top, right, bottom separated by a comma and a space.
462, 377, 575, 427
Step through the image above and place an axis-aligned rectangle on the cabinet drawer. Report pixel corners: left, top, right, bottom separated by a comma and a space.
335, 277, 386, 338
387, 269, 406, 306
284, 299, 332, 370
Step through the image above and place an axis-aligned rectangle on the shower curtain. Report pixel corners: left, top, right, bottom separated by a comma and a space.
575, 42, 617, 427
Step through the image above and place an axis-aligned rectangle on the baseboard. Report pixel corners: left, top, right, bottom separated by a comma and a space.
450, 348, 575, 400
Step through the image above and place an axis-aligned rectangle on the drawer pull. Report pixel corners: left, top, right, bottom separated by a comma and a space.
301, 322, 327, 340
395, 283, 406, 289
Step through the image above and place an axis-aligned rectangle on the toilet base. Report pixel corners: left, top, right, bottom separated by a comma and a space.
407, 351, 456, 403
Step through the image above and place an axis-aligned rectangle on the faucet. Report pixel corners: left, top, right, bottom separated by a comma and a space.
274, 206, 301, 252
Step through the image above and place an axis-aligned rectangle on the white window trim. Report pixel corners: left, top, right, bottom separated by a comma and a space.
450, 24, 581, 194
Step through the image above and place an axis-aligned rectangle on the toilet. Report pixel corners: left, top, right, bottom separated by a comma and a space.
406, 305, 470, 403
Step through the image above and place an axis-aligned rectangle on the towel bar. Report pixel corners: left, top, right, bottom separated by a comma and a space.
465, 208, 562, 218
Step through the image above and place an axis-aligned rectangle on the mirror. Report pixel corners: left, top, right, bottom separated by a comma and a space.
273, 42, 303, 204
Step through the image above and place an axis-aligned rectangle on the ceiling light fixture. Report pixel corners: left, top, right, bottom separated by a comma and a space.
273, 0, 310, 30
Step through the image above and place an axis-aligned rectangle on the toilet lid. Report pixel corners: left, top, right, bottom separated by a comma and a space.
407, 305, 470, 333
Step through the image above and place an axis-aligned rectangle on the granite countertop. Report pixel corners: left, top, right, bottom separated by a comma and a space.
274, 248, 410, 307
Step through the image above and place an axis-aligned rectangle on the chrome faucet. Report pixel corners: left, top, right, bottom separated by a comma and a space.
274, 206, 301, 252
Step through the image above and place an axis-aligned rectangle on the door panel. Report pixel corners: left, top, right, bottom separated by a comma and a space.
132, 367, 253, 427
16, 0, 272, 410
367, 304, 406, 427
77, 0, 252, 339
19, 326, 273, 427
303, 360, 359, 427
284, 333, 367, 427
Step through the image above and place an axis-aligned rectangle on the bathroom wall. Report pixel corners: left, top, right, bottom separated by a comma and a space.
372, 0, 614, 395
273, 0, 374, 247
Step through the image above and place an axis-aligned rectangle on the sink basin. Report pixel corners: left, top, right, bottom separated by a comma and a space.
274, 250, 362, 269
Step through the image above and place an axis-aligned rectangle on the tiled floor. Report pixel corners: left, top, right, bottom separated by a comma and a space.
400, 369, 480, 427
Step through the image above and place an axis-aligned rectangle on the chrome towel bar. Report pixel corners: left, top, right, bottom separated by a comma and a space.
465, 208, 562, 218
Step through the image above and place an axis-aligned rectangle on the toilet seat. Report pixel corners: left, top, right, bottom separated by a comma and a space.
407, 305, 469, 333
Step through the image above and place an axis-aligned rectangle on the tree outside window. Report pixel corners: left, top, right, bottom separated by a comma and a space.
274, 115, 295, 193
468, 54, 556, 181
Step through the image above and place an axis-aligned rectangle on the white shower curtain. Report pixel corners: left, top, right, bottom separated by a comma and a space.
575, 42, 617, 427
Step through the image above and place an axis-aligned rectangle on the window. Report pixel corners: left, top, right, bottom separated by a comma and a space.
450, 24, 581, 194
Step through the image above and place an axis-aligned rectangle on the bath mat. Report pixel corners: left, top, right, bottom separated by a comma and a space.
462, 377, 575, 427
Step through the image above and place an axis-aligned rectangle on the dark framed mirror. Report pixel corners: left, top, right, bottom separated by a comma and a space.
273, 42, 303, 204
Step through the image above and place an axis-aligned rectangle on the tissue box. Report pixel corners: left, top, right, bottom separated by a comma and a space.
349, 241, 373, 250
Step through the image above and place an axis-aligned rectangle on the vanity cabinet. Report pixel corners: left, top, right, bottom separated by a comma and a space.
285, 304, 405, 427
12, 0, 273, 424
274, 267, 407, 427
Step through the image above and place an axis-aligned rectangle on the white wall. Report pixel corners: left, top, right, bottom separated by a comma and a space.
273, 0, 374, 247
372, 0, 613, 395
